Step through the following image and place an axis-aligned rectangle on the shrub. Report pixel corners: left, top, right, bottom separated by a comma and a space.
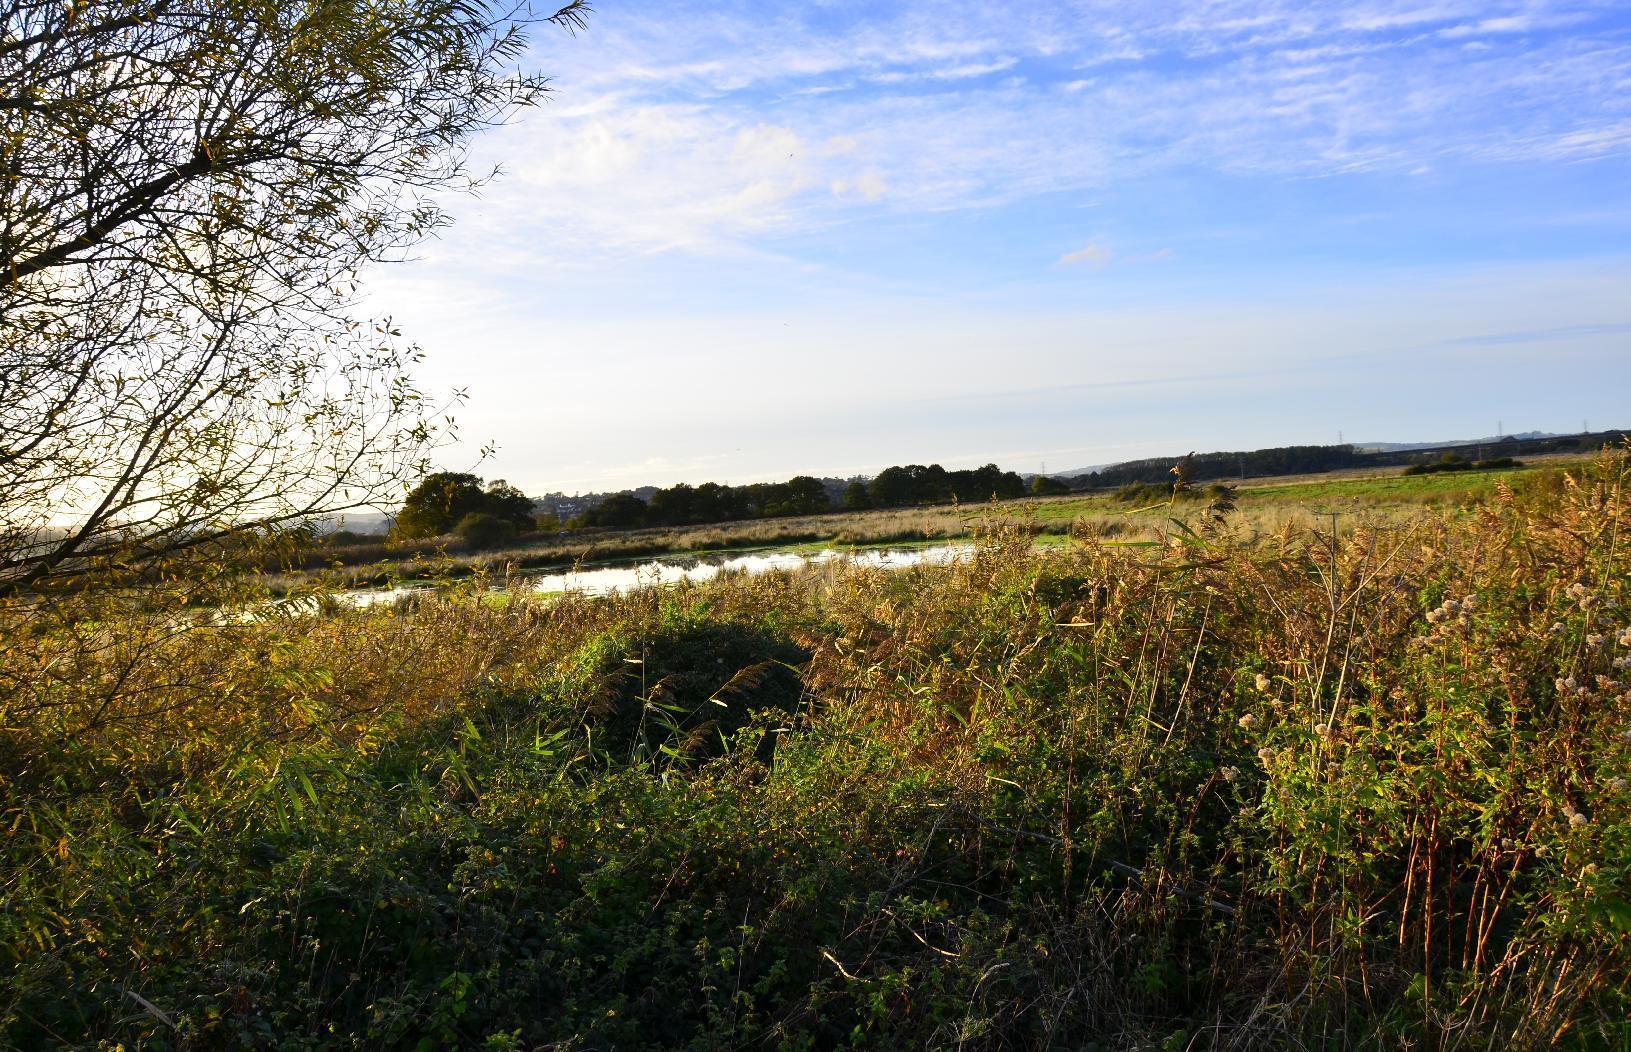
455, 511, 517, 549
1030, 475, 1071, 496
1404, 454, 1525, 476
1113, 480, 1170, 503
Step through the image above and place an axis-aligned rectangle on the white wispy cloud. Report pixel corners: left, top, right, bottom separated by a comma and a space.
830, 170, 888, 201
456, 104, 825, 259
1439, 11, 1592, 38
1059, 240, 1113, 267
454, 0, 1630, 261
928, 57, 1019, 79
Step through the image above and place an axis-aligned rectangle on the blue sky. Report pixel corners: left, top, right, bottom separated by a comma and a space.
366, 0, 1631, 492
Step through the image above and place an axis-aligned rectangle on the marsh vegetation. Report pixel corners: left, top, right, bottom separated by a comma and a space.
4, 452, 1629, 1048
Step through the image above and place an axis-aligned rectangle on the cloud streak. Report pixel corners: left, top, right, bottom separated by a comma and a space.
1059, 240, 1113, 267
477, 0, 1631, 261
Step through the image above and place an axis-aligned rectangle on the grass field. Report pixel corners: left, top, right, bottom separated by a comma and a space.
3, 450, 1628, 1048
1010, 463, 1566, 523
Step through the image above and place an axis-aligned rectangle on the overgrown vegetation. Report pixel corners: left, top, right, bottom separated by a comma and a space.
1402, 454, 1523, 477
4, 452, 1629, 1049
1111, 480, 1236, 505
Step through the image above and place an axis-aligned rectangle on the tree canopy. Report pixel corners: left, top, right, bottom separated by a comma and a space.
1030, 475, 1071, 496
566, 462, 1030, 532
0, 0, 589, 595
394, 473, 536, 539
868, 463, 1025, 507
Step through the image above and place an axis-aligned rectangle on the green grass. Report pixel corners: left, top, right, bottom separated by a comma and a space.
1243, 465, 1525, 503
1004, 463, 1549, 523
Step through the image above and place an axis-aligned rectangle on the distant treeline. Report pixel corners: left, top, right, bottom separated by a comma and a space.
574, 463, 1026, 529
1066, 431, 1629, 491
866, 463, 1027, 507
396, 431, 1628, 542
1069, 445, 1368, 490
575, 477, 832, 529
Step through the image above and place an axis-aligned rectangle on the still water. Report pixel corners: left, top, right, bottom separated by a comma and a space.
342, 543, 974, 606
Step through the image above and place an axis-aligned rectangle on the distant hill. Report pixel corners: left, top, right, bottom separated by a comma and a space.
1355, 431, 1562, 453
1056, 431, 1578, 479
319, 510, 393, 536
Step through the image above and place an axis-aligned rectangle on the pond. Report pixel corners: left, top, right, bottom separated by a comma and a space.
339, 543, 975, 606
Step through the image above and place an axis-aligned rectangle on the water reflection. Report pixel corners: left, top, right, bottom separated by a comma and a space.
345, 543, 973, 606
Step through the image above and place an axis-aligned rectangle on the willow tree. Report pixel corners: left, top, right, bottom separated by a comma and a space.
0, 0, 588, 596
